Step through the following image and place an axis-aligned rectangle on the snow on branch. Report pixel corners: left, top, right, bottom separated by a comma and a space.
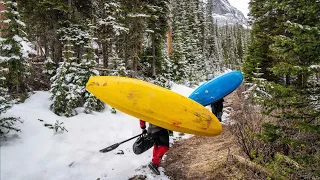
127, 13, 151, 18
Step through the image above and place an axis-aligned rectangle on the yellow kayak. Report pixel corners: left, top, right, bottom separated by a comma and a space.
86, 76, 222, 136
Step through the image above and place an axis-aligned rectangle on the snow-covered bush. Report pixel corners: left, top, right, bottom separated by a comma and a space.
0, 67, 21, 135
0, 1, 31, 94
50, 25, 104, 117
43, 57, 56, 77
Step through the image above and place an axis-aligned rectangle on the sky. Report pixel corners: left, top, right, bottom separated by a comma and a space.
228, 0, 250, 18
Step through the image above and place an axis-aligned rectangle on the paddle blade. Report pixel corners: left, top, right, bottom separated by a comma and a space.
99, 143, 119, 153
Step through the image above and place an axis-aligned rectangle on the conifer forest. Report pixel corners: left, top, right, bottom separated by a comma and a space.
0, 0, 319, 179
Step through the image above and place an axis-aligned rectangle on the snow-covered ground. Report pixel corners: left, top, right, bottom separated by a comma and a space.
0, 83, 195, 180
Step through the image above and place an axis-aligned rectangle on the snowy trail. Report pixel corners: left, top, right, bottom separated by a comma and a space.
1, 83, 195, 180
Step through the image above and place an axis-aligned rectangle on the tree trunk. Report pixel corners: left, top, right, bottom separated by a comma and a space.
109, 40, 113, 66
132, 39, 142, 72
167, 29, 172, 58
53, 39, 62, 63
95, 41, 100, 63
151, 34, 156, 77
43, 37, 48, 58
68, 0, 72, 19
285, 74, 290, 85
102, 41, 108, 68
76, 45, 82, 62
297, 74, 309, 88
132, 50, 137, 72
124, 35, 128, 68
52, 22, 62, 63
52, 39, 56, 62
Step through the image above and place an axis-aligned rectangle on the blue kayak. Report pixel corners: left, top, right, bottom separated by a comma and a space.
189, 71, 243, 106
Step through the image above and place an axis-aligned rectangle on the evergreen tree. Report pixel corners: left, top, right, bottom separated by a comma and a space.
80, 31, 105, 114
0, 1, 29, 94
0, 65, 21, 135
243, 0, 320, 178
109, 55, 127, 77
138, 0, 172, 88
50, 42, 79, 117
170, 20, 189, 84
109, 43, 127, 78
17, 0, 94, 62
152, 47, 172, 89
242, 0, 279, 82
94, 0, 127, 69
20, 0, 70, 62
171, 0, 194, 84
203, 0, 219, 73
122, 0, 150, 73
170, 0, 250, 85
14, 0, 251, 90
43, 57, 57, 77
235, 23, 244, 67
50, 24, 105, 116
0, 68, 11, 117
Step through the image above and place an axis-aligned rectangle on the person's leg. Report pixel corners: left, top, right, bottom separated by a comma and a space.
152, 141, 159, 165
211, 103, 216, 114
149, 130, 169, 175
216, 111, 223, 122
154, 146, 169, 165
152, 133, 169, 166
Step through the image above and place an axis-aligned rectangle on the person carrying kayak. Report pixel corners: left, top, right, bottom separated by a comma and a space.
139, 120, 172, 175
210, 98, 224, 122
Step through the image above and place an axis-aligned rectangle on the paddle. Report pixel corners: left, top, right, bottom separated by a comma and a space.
99, 133, 143, 153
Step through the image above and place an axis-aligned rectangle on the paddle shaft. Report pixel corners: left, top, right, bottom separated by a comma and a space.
99, 133, 143, 153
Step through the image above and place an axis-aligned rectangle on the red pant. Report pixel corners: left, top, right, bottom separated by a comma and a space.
152, 145, 169, 166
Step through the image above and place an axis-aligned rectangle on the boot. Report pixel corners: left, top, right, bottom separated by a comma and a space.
148, 162, 160, 175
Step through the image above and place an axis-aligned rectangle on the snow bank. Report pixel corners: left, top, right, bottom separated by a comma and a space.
1, 83, 196, 180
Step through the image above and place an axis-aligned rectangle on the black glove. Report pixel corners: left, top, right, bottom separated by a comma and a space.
142, 128, 147, 135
